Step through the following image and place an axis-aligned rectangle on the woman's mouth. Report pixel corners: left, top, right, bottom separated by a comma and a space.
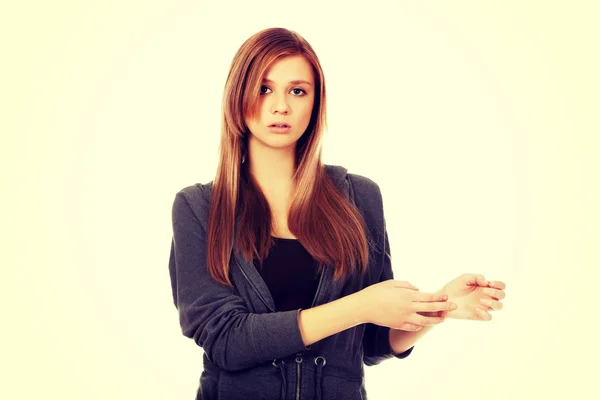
268, 122, 292, 133
269, 122, 291, 128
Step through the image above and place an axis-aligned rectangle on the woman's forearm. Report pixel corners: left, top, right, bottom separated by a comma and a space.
389, 324, 436, 354
298, 291, 367, 347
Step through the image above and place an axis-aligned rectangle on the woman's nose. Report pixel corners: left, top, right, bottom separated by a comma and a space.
271, 94, 289, 114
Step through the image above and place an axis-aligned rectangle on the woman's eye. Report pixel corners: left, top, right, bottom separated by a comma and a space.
259, 86, 306, 96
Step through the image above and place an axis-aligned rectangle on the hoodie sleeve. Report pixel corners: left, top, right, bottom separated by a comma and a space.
359, 180, 414, 366
169, 191, 307, 372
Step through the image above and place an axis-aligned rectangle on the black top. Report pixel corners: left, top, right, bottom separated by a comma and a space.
253, 237, 320, 312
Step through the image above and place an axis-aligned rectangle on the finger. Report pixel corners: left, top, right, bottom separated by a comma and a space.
411, 314, 445, 326
412, 291, 448, 302
480, 298, 503, 310
413, 301, 457, 313
418, 310, 447, 318
473, 274, 488, 287
488, 280, 506, 290
475, 307, 492, 321
482, 288, 505, 300
417, 311, 435, 317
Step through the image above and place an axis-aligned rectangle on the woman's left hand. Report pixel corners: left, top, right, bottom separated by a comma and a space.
422, 274, 506, 321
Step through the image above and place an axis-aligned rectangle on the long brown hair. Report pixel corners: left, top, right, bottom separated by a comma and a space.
207, 27, 369, 287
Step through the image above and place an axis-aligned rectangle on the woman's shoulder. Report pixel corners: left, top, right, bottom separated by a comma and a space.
325, 164, 382, 196
176, 181, 213, 202
347, 172, 381, 195
344, 171, 384, 211
171, 181, 213, 228
343, 170, 386, 232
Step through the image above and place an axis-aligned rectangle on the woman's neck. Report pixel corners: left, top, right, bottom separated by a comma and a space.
248, 147, 296, 194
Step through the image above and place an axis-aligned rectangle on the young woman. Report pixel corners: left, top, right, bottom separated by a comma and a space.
169, 27, 506, 400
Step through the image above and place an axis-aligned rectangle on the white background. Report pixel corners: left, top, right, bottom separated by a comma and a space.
3, 1, 599, 399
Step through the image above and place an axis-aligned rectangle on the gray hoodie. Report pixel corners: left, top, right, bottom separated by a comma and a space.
169, 164, 414, 400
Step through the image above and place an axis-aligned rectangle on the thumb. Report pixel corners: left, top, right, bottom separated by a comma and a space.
463, 273, 488, 287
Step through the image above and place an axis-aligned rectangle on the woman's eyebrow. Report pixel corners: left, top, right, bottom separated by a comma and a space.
262, 78, 312, 86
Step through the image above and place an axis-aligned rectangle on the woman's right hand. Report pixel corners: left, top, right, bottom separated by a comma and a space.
358, 279, 457, 331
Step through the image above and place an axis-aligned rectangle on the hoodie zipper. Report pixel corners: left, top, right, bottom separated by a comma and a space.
236, 256, 327, 400
295, 352, 303, 400
295, 266, 325, 400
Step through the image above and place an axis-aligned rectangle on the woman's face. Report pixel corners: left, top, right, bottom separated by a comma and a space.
245, 55, 315, 155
